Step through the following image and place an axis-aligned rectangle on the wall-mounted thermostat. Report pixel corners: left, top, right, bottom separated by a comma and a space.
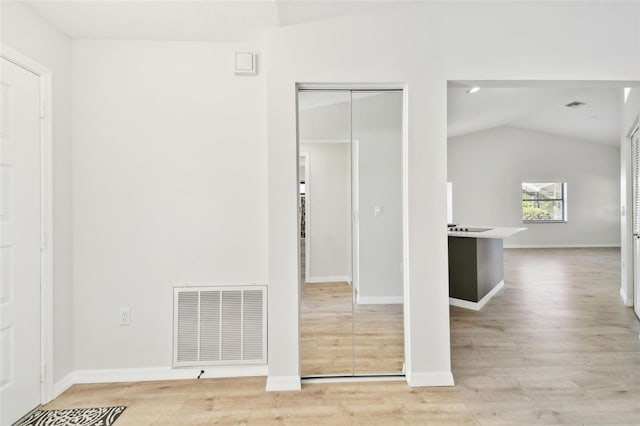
235, 52, 256, 75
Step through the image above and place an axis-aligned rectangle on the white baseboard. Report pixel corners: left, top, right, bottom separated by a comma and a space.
356, 296, 403, 305
406, 371, 454, 387
302, 376, 404, 384
265, 375, 301, 391
305, 275, 350, 284
449, 281, 504, 311
504, 244, 621, 249
52, 372, 75, 399
620, 286, 633, 307
73, 365, 267, 385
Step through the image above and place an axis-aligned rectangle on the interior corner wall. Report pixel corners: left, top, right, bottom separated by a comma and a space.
621, 88, 640, 306
1, 1, 74, 384
265, 1, 639, 387
448, 126, 621, 248
299, 142, 350, 281
71, 39, 268, 371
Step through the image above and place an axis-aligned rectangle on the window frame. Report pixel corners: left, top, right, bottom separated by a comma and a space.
521, 182, 567, 223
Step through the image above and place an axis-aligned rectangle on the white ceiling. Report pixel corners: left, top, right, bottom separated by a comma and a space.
300, 87, 622, 146
448, 85, 622, 146
18, 1, 624, 146
22, 0, 394, 41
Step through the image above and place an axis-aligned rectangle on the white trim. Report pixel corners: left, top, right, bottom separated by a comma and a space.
1, 45, 55, 404
504, 244, 621, 249
449, 281, 504, 311
298, 83, 405, 90
299, 140, 357, 147
629, 119, 640, 318
305, 275, 351, 284
356, 296, 404, 305
406, 371, 454, 387
451, 80, 638, 89
52, 373, 75, 400
620, 286, 633, 307
302, 376, 404, 384
266, 375, 301, 391
174, 280, 269, 288
75, 365, 268, 385
1, 45, 49, 75
54, 366, 269, 397
351, 139, 360, 299
400, 85, 411, 381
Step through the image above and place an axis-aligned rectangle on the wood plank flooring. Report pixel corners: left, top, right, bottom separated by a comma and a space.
44, 248, 640, 425
300, 282, 404, 376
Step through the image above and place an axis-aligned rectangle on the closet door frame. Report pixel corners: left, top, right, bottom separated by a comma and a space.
296, 84, 408, 379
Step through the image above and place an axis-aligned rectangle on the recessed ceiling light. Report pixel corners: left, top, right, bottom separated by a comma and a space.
624, 88, 631, 103
466, 87, 480, 94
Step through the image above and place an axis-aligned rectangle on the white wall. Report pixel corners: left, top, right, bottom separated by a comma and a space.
72, 40, 268, 370
1, 1, 74, 384
299, 142, 350, 281
621, 88, 640, 307
8, 0, 638, 392
353, 92, 403, 302
448, 126, 621, 247
265, 1, 639, 388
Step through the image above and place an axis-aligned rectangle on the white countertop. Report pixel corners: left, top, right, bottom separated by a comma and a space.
447, 226, 526, 239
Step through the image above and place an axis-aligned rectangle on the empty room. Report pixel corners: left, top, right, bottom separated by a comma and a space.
1, 1, 639, 425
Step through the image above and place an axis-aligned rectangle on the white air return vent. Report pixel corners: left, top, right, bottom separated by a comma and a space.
173, 286, 267, 367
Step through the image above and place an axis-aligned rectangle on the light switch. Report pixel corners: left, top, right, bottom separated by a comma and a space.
374, 206, 383, 217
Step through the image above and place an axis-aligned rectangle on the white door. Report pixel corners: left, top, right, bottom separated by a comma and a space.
632, 127, 640, 320
0, 57, 42, 425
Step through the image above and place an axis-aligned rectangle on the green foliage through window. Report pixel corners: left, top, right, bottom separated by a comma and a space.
521, 183, 566, 222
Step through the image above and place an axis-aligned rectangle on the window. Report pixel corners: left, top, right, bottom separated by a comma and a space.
522, 182, 567, 222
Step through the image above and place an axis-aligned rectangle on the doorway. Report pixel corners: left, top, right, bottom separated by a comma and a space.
0, 49, 54, 423
1, 56, 42, 424
297, 89, 404, 378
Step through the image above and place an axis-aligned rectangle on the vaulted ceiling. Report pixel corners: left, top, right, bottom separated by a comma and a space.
448, 85, 622, 146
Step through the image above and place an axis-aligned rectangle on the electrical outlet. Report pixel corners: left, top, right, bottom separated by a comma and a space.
120, 307, 131, 326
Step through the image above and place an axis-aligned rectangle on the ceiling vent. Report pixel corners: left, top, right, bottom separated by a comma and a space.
565, 101, 587, 108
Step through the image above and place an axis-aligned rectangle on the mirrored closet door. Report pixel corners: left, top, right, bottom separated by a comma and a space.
298, 89, 404, 378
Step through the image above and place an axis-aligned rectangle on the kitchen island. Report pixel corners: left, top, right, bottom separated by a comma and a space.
448, 226, 525, 310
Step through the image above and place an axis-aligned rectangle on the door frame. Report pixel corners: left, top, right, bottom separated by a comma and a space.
296, 84, 408, 378
1, 44, 54, 404
629, 118, 640, 319
351, 140, 359, 301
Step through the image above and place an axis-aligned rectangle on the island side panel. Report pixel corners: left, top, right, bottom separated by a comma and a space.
476, 238, 504, 300
448, 236, 478, 301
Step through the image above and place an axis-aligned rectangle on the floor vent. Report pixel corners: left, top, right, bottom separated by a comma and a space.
173, 285, 267, 367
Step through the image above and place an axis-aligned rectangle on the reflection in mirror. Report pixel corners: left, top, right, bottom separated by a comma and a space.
298, 89, 404, 377
299, 90, 353, 377
352, 91, 404, 375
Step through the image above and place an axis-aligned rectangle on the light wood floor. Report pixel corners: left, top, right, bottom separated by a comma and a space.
300, 282, 404, 376
43, 248, 640, 425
